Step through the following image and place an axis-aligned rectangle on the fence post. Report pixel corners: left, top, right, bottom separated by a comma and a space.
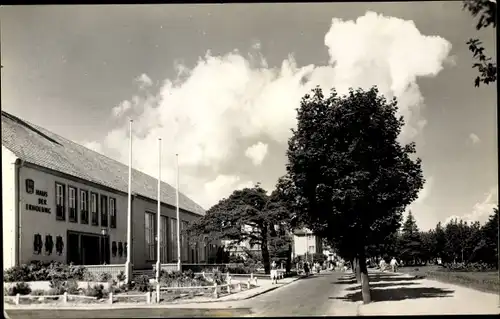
156, 283, 160, 303
227, 283, 231, 294
15, 293, 20, 305
246, 279, 251, 289
63, 292, 68, 303
254, 277, 258, 285
109, 292, 113, 304
237, 283, 241, 291
202, 271, 205, 278
146, 291, 151, 304
250, 273, 254, 280
213, 283, 218, 299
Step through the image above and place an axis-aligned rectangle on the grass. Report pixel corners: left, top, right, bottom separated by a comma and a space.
397, 265, 499, 294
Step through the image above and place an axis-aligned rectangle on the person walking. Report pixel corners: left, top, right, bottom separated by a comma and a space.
390, 257, 399, 273
270, 260, 278, 284
304, 261, 310, 276
379, 258, 386, 272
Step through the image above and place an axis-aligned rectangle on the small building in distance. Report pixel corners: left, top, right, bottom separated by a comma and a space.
2, 111, 219, 271
292, 228, 323, 261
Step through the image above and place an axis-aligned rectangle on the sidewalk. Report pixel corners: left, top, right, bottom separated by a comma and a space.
4, 276, 301, 310
331, 270, 499, 316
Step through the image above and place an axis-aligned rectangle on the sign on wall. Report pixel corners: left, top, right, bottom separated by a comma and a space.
25, 179, 51, 213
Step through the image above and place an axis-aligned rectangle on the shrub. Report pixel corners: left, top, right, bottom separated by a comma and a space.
131, 275, 152, 292
7, 282, 32, 296
31, 289, 46, 296
97, 272, 112, 282
116, 271, 126, 282
84, 284, 106, 299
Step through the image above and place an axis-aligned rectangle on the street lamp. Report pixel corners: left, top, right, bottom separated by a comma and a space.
101, 228, 108, 265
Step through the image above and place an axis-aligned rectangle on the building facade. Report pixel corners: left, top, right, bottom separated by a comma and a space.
2, 111, 218, 270
292, 228, 323, 259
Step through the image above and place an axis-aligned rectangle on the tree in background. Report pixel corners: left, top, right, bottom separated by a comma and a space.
283, 86, 424, 304
185, 184, 291, 274
399, 211, 422, 265
463, 0, 497, 87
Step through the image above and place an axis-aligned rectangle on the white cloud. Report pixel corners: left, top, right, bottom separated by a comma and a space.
136, 73, 153, 89
245, 142, 269, 166
444, 187, 498, 225
203, 175, 254, 208
112, 100, 132, 117
468, 133, 481, 144
85, 11, 453, 210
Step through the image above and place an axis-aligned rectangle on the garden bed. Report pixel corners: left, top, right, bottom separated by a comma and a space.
398, 266, 499, 294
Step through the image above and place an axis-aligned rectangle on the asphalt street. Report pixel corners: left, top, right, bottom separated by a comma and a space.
239, 271, 345, 316
5, 272, 345, 318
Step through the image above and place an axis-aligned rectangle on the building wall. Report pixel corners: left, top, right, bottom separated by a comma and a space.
17, 165, 128, 266
2, 146, 18, 269
131, 198, 204, 269
293, 233, 322, 256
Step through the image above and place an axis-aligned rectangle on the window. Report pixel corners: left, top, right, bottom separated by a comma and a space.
80, 190, 89, 224
145, 212, 156, 260
111, 241, 117, 257
109, 198, 117, 228
308, 245, 315, 253
55, 182, 66, 221
100, 195, 108, 227
170, 218, 178, 262
91, 192, 98, 226
68, 186, 78, 222
160, 216, 168, 263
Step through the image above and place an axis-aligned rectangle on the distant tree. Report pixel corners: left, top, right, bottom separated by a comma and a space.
444, 219, 462, 263
420, 230, 436, 264
476, 207, 499, 267
185, 184, 291, 274
463, 0, 497, 87
433, 222, 447, 261
283, 86, 424, 304
400, 211, 423, 265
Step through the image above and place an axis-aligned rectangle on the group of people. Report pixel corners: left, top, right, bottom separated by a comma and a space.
379, 257, 400, 272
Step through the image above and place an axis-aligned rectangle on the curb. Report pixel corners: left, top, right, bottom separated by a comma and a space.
4, 277, 303, 311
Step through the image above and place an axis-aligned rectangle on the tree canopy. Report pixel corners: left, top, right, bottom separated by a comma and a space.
463, 0, 497, 87
185, 184, 292, 274
282, 86, 424, 303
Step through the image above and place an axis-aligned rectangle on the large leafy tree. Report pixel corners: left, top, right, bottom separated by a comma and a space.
283, 86, 424, 303
463, 0, 497, 87
185, 184, 291, 274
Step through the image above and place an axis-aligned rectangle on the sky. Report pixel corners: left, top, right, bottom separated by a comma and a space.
1, 2, 497, 231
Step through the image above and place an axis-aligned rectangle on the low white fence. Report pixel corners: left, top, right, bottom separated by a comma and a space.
196, 270, 285, 281
5, 292, 97, 305
152, 277, 256, 303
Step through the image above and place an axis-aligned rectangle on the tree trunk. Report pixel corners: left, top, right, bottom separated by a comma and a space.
354, 257, 361, 283
350, 259, 355, 274
359, 248, 371, 304
286, 243, 292, 272
261, 240, 271, 275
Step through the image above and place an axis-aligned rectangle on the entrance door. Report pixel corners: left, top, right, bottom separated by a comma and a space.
67, 233, 80, 264
82, 235, 100, 265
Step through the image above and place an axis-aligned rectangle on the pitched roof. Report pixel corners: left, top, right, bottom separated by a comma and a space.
1, 111, 205, 216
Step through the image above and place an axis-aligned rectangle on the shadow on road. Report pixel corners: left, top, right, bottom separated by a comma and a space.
344, 281, 419, 291
331, 286, 454, 303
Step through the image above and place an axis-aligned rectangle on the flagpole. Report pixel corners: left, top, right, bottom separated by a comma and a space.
156, 138, 162, 283
176, 154, 181, 271
125, 120, 133, 284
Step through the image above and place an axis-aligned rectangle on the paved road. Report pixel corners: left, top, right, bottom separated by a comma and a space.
5, 307, 253, 319
238, 271, 345, 316
5, 272, 345, 318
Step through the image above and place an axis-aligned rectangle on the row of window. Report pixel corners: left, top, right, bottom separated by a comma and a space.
144, 212, 205, 262
55, 182, 117, 228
